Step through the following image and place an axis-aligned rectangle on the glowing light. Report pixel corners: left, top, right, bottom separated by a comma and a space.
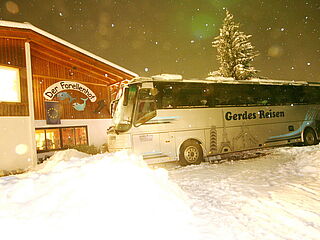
268, 45, 284, 58
208, 0, 239, 8
0, 66, 21, 102
5, 1, 19, 14
144, 67, 149, 72
191, 14, 217, 39
15, 144, 28, 155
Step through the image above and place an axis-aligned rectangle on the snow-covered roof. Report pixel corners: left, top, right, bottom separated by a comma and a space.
130, 74, 319, 86
151, 74, 183, 81
0, 20, 139, 78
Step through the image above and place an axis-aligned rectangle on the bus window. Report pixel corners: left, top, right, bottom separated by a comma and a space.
215, 84, 241, 106
176, 83, 209, 108
133, 88, 157, 126
162, 85, 174, 108
304, 87, 320, 104
254, 85, 273, 106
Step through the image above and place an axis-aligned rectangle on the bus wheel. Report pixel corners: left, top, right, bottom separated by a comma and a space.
179, 140, 203, 166
303, 128, 318, 146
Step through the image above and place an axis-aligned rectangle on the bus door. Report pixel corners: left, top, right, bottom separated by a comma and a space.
132, 132, 175, 162
159, 132, 176, 159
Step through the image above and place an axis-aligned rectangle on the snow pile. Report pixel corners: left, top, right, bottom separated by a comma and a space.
35, 149, 89, 172
0, 150, 197, 240
276, 145, 320, 177
170, 146, 320, 240
1, 146, 320, 240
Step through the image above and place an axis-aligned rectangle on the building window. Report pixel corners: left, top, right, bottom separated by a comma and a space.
35, 129, 46, 151
35, 126, 88, 152
0, 66, 21, 102
46, 128, 61, 150
75, 127, 88, 145
62, 128, 75, 148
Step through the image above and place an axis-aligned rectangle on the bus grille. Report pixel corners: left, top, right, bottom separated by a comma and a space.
210, 127, 217, 153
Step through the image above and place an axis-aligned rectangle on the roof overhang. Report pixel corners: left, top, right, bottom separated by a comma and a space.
0, 20, 139, 78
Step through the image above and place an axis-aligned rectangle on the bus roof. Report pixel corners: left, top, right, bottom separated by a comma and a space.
130, 74, 320, 87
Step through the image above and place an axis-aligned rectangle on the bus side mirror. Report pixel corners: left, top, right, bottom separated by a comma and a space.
123, 88, 129, 106
110, 99, 118, 117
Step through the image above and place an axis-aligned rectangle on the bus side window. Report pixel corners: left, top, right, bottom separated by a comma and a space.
162, 95, 174, 108
214, 85, 229, 106
304, 87, 320, 104
291, 86, 305, 104
227, 85, 241, 106
162, 85, 174, 108
257, 85, 272, 105
172, 83, 209, 108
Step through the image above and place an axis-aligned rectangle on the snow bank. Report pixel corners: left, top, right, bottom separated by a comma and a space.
170, 145, 320, 240
35, 149, 89, 173
1, 146, 320, 240
0, 150, 197, 240
276, 145, 320, 177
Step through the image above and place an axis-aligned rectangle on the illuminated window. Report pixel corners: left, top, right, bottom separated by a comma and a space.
46, 129, 61, 150
35, 128, 61, 151
0, 66, 21, 102
62, 128, 75, 148
35, 129, 46, 151
75, 127, 88, 145
36, 126, 88, 152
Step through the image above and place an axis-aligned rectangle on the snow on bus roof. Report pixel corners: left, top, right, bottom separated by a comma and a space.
0, 20, 139, 77
131, 74, 317, 86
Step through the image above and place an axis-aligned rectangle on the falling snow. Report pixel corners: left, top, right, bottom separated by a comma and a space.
0, 0, 318, 80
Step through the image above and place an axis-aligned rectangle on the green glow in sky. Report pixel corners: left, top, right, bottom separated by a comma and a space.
1, 0, 319, 81
191, 14, 218, 39
208, 0, 240, 8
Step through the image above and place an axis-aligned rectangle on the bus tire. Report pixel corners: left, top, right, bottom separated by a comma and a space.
179, 140, 203, 166
303, 128, 318, 146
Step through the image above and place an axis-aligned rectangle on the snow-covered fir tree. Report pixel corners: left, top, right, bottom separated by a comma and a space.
213, 10, 259, 80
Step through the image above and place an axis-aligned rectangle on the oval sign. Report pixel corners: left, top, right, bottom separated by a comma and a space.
43, 81, 97, 102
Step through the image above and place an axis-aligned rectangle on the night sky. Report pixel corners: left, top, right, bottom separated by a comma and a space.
1, 0, 319, 81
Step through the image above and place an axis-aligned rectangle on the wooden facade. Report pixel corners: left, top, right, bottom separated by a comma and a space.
0, 23, 137, 120
31, 44, 113, 120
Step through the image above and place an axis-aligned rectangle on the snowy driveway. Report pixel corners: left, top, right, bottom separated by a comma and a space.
0, 146, 319, 240
170, 146, 320, 240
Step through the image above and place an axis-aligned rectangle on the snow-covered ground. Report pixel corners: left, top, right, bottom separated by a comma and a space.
170, 147, 320, 240
0, 146, 320, 240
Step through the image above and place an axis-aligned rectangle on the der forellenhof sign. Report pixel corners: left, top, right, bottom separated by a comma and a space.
43, 81, 97, 102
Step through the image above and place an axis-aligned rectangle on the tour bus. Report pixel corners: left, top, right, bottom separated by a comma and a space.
106, 74, 320, 165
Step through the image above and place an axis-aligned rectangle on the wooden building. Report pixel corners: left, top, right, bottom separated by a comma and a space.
0, 20, 138, 172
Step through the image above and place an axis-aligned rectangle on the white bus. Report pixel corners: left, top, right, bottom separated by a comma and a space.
107, 74, 320, 165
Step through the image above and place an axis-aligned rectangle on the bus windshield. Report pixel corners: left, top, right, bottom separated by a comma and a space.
113, 84, 138, 132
